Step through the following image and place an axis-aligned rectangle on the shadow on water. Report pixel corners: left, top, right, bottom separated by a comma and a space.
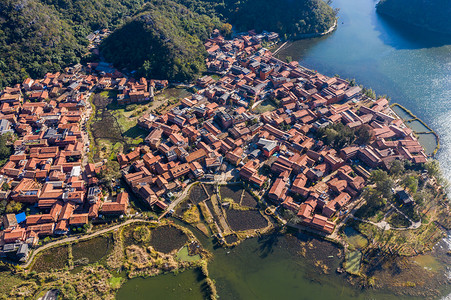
256, 232, 281, 258
372, 12, 451, 50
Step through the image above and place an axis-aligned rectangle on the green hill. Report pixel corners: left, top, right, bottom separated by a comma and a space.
0, 0, 79, 87
0, 0, 337, 86
176, 0, 337, 36
377, 0, 451, 35
223, 0, 337, 37
0, 0, 144, 88
100, 0, 221, 81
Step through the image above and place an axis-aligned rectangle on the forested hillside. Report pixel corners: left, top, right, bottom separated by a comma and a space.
176, 0, 337, 36
100, 0, 221, 81
0, 0, 144, 88
377, 0, 451, 35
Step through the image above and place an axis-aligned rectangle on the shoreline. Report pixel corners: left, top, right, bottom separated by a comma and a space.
271, 19, 338, 55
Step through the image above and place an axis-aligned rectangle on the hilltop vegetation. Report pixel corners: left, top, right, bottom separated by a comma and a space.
223, 0, 337, 37
0, 0, 337, 86
377, 0, 451, 35
100, 0, 221, 81
0, 0, 144, 88
176, 0, 337, 36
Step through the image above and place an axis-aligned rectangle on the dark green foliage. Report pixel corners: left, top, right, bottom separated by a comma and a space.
0, 0, 145, 88
354, 188, 385, 219
377, 0, 451, 35
41, 0, 146, 32
0, 134, 12, 166
389, 159, 405, 176
317, 122, 356, 150
221, 0, 336, 36
0, 0, 81, 87
355, 124, 374, 145
370, 169, 394, 199
317, 122, 373, 150
101, 0, 220, 81
401, 174, 418, 194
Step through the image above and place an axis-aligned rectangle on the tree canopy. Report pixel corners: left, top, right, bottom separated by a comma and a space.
100, 0, 221, 81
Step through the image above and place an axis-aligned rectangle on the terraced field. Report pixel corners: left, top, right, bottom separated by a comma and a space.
149, 226, 188, 253
226, 209, 268, 231
220, 185, 244, 203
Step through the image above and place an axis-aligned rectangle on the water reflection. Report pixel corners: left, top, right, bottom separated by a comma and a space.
373, 14, 451, 49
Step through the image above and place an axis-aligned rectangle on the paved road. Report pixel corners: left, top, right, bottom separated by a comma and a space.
158, 182, 197, 220
23, 218, 151, 269
272, 41, 288, 55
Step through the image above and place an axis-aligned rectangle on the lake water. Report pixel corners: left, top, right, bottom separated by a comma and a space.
117, 1, 451, 299
276, 0, 451, 180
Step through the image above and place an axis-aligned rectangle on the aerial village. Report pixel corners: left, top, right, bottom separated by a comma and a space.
0, 29, 429, 264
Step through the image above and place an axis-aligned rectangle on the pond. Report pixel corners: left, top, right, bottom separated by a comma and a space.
116, 269, 204, 300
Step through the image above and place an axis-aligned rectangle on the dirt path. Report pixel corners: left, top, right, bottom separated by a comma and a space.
23, 219, 152, 269
351, 203, 422, 231
210, 195, 232, 235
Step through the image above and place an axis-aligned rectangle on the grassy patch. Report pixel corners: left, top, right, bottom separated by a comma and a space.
386, 211, 411, 228
176, 246, 201, 262
345, 251, 362, 275
0, 270, 26, 296
253, 99, 277, 114
343, 226, 368, 250
109, 276, 123, 289
198, 202, 213, 224
182, 205, 200, 224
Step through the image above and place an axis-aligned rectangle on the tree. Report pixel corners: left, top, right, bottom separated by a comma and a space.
370, 169, 389, 183
0, 200, 7, 214
401, 175, 418, 194
220, 23, 233, 36
99, 160, 121, 191
355, 124, 374, 145
376, 178, 394, 199
2, 182, 9, 191
424, 160, 440, 177
389, 160, 405, 176
6, 201, 22, 213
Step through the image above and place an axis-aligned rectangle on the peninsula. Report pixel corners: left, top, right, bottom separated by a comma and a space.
0, 27, 449, 299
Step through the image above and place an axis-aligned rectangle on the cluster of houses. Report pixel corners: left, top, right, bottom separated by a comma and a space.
0, 64, 149, 261
118, 31, 427, 235
0, 29, 428, 262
